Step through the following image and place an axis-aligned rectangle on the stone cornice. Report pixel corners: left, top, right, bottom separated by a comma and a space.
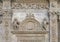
11, 31, 48, 34
15, 0, 48, 3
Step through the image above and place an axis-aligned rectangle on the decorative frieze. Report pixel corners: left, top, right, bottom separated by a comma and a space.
12, 3, 48, 9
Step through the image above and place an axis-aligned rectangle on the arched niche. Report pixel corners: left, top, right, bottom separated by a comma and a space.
20, 17, 44, 31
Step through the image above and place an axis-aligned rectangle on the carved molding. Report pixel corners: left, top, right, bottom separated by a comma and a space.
15, 0, 48, 3
12, 3, 49, 9
11, 31, 48, 34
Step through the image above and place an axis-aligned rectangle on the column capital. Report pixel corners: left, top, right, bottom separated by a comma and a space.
48, 10, 58, 15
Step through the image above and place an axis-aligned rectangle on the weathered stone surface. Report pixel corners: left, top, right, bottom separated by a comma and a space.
0, 0, 59, 42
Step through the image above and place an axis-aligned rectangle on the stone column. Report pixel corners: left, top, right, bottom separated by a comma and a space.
3, 10, 12, 42
49, 11, 58, 42
57, 12, 60, 42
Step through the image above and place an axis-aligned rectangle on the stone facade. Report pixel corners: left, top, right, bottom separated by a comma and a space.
0, 0, 59, 42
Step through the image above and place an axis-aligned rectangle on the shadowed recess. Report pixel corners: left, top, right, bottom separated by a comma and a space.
11, 0, 15, 2
0, 0, 2, 3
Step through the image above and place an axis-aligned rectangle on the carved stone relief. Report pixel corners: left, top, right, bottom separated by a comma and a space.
0, 0, 59, 42
42, 18, 49, 30
11, 12, 48, 42
13, 18, 20, 30
12, 3, 48, 9
13, 14, 44, 31
49, 11, 58, 42
12, 13, 46, 31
